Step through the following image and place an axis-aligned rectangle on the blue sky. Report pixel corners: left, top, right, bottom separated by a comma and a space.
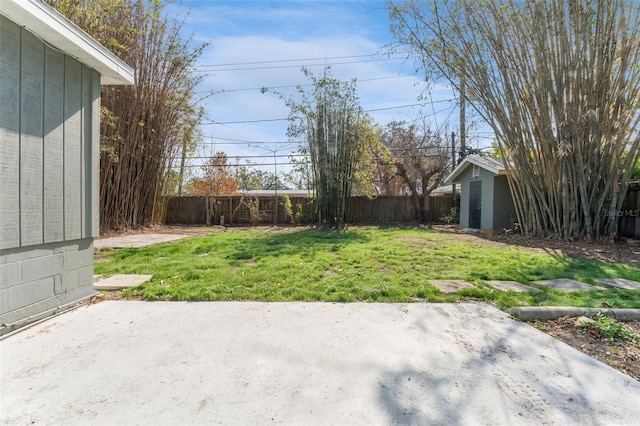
168, 1, 477, 177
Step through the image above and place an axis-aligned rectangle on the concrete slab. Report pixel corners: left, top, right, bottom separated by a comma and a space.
1, 302, 638, 425
484, 280, 541, 293
94, 234, 189, 249
93, 274, 152, 290
429, 279, 475, 293
533, 278, 607, 292
595, 278, 640, 290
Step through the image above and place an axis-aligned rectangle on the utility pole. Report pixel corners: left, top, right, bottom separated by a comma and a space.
178, 138, 187, 195
250, 142, 286, 226
274, 151, 278, 225
451, 131, 457, 204
459, 76, 466, 163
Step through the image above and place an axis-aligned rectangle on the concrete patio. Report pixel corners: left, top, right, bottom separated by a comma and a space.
1, 301, 639, 425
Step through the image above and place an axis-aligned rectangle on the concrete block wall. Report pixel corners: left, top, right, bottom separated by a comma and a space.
0, 238, 94, 331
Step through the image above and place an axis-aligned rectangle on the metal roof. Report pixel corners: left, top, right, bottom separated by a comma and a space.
0, 0, 134, 85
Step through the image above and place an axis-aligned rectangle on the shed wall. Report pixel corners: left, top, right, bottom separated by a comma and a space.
457, 166, 496, 229
492, 176, 517, 230
0, 16, 100, 331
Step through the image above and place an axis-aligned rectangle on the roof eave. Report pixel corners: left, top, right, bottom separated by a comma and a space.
0, 0, 134, 85
444, 156, 506, 184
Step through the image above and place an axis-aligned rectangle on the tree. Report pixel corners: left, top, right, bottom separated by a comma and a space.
235, 164, 289, 191
390, 0, 640, 239
46, 0, 206, 230
378, 121, 450, 222
283, 155, 313, 191
191, 152, 239, 196
281, 67, 379, 228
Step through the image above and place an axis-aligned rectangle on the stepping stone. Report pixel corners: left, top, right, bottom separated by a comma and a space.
94, 234, 188, 249
429, 280, 475, 293
93, 274, 152, 290
484, 280, 540, 293
532, 279, 606, 292
594, 278, 640, 290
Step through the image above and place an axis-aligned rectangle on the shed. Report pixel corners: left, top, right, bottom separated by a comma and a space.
0, 0, 134, 334
445, 156, 517, 231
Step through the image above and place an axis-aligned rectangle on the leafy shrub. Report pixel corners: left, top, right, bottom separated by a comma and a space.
582, 313, 637, 342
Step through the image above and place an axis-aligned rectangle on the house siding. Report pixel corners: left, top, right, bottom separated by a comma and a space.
0, 15, 100, 331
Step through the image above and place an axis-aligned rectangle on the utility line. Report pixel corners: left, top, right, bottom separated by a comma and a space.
194, 57, 408, 73
200, 100, 456, 125
195, 51, 413, 67
195, 74, 417, 94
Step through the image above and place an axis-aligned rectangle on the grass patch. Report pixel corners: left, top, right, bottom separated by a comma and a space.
94, 227, 640, 309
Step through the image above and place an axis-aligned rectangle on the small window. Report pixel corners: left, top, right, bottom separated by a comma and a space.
472, 165, 480, 177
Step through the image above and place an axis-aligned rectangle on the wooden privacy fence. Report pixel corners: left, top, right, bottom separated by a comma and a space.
619, 182, 640, 239
164, 195, 456, 226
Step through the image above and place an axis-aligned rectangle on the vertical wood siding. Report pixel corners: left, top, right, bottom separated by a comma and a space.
0, 16, 99, 250
43, 46, 65, 243
19, 30, 44, 246
0, 16, 21, 249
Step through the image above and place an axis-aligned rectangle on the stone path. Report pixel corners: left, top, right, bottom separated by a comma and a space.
428, 280, 475, 293
93, 274, 152, 290
94, 234, 189, 249
484, 280, 540, 293
429, 278, 637, 294
594, 278, 640, 290
532, 278, 607, 292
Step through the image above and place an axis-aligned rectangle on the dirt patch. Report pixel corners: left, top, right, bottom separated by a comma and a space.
433, 225, 640, 267
531, 317, 640, 382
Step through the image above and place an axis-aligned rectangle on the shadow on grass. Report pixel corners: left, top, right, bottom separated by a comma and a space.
225, 228, 372, 262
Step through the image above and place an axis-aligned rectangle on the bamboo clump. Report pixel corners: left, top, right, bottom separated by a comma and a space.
390, 0, 640, 239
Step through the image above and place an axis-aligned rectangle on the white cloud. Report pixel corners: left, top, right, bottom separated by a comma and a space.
170, 1, 472, 177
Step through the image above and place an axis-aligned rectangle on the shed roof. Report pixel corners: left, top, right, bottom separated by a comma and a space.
0, 0, 134, 85
444, 156, 508, 184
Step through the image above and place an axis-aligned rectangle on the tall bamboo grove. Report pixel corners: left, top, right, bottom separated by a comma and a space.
391, 0, 640, 239
282, 68, 379, 228
47, 0, 206, 230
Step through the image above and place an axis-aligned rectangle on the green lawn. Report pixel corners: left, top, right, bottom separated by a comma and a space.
94, 227, 640, 309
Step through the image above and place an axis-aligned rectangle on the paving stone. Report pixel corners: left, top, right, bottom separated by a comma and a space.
594, 278, 640, 290
429, 280, 475, 293
532, 279, 606, 292
94, 234, 188, 249
484, 280, 540, 293
93, 274, 152, 291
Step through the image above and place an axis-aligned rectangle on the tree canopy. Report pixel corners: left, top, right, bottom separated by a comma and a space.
378, 121, 450, 222
390, 0, 640, 239
190, 152, 239, 196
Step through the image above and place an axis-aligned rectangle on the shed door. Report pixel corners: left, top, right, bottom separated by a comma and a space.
469, 181, 482, 229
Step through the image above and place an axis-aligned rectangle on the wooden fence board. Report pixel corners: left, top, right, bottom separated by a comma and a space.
164, 195, 454, 226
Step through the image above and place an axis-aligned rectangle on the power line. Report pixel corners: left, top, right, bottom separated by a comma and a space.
196, 51, 413, 68
202, 117, 290, 125
169, 162, 309, 168
194, 57, 410, 73
200, 100, 457, 125
195, 74, 417, 94
198, 141, 299, 146
181, 154, 307, 160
